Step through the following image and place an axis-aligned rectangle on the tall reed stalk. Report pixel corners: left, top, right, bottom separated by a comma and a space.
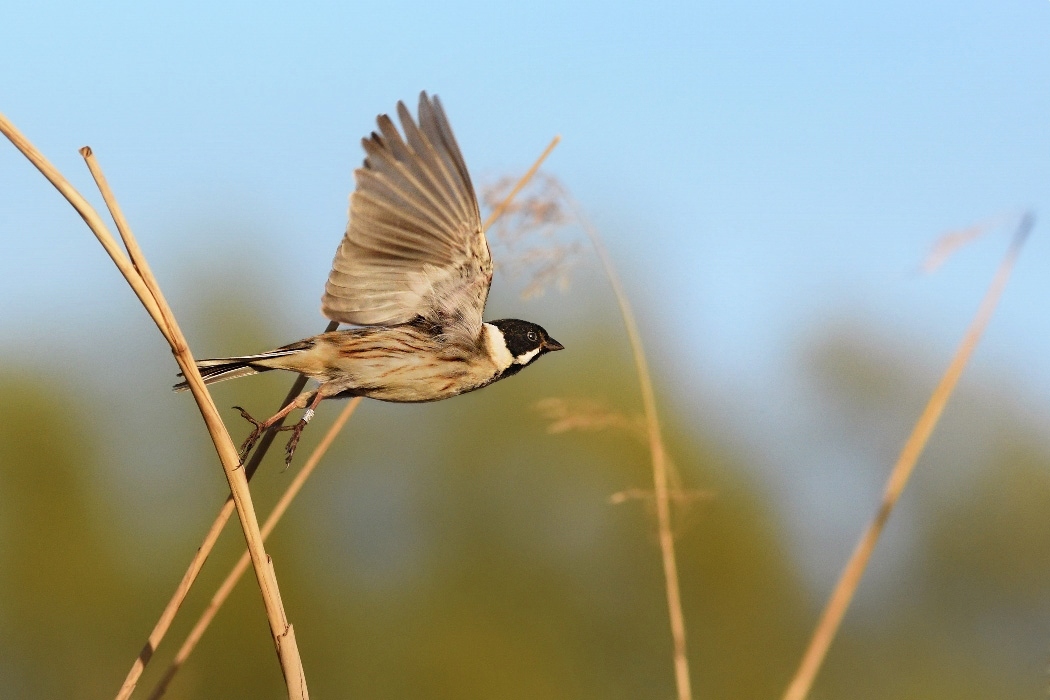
781, 215, 1032, 700
0, 113, 309, 699
568, 195, 693, 700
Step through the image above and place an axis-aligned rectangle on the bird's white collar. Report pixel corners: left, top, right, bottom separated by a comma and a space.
483, 322, 514, 372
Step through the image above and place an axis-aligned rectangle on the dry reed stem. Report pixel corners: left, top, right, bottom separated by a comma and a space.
114, 365, 324, 700
147, 397, 363, 699
0, 119, 162, 322
484, 136, 560, 230
781, 214, 1033, 700
562, 192, 693, 700
78, 148, 308, 700
121, 135, 562, 697
0, 113, 308, 699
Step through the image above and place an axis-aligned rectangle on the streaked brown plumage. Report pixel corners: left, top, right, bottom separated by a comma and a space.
175, 93, 563, 465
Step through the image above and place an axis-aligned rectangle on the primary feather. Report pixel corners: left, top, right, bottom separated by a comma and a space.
321, 92, 491, 343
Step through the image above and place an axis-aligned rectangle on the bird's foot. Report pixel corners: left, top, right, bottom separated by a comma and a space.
233, 406, 266, 462
275, 408, 315, 468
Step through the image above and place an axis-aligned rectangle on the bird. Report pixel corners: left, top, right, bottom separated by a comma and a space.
175, 92, 564, 465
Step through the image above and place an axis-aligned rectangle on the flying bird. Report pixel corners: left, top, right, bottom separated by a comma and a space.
175, 93, 563, 464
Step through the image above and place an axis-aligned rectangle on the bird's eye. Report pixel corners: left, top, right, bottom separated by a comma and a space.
527, 331, 538, 342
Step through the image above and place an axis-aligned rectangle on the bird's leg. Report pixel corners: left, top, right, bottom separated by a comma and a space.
273, 390, 326, 468
234, 391, 314, 463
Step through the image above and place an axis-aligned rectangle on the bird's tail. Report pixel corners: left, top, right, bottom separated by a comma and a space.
172, 347, 305, 392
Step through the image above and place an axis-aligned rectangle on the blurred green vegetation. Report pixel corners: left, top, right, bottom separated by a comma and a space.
1, 290, 1048, 699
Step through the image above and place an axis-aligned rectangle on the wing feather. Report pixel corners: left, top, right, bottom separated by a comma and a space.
365, 125, 462, 233
322, 93, 490, 336
377, 113, 465, 224
397, 101, 472, 224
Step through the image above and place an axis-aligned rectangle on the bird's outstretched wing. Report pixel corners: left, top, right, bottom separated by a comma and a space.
321, 92, 491, 340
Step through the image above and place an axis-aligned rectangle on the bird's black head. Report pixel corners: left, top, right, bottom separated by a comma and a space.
489, 319, 564, 373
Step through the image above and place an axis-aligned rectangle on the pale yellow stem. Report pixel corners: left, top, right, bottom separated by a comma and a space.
782, 216, 1032, 700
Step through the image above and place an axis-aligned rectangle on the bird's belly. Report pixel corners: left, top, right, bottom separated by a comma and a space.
325, 353, 498, 403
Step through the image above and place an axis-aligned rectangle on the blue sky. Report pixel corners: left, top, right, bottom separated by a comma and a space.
4, 1, 1050, 572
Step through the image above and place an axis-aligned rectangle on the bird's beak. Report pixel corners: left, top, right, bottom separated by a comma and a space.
544, 337, 565, 352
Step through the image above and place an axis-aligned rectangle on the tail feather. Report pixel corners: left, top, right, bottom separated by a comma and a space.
172, 347, 304, 392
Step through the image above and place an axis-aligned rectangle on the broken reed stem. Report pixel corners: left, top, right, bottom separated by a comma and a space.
148, 398, 363, 700
0, 113, 308, 700
566, 195, 692, 700
117, 134, 562, 697
781, 214, 1033, 700
114, 366, 323, 700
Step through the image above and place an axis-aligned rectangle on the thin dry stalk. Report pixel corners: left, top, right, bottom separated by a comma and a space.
118, 134, 563, 696
484, 136, 560, 229
0, 113, 308, 699
563, 194, 693, 700
0, 120, 162, 321
80, 148, 308, 699
781, 214, 1033, 700
148, 398, 362, 700
114, 365, 324, 700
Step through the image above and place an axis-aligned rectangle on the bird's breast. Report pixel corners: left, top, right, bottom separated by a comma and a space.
315, 328, 499, 403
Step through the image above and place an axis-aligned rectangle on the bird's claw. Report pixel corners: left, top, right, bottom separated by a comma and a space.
276, 418, 309, 468
234, 405, 315, 468
233, 406, 264, 462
